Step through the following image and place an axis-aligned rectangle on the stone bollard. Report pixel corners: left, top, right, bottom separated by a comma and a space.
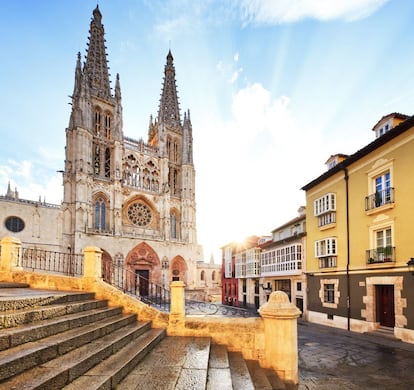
83, 246, 103, 280
168, 281, 186, 333
0, 237, 23, 274
258, 290, 301, 384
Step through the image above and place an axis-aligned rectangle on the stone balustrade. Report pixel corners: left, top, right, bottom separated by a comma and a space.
0, 237, 301, 384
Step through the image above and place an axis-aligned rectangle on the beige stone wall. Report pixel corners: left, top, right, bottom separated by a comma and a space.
0, 199, 62, 250
169, 316, 264, 360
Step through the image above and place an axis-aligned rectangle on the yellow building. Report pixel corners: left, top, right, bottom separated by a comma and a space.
302, 112, 414, 343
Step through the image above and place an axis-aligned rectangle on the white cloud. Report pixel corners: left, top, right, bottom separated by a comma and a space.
154, 16, 189, 36
229, 68, 243, 83
239, 0, 390, 24
216, 54, 243, 84
0, 159, 62, 205
196, 83, 323, 259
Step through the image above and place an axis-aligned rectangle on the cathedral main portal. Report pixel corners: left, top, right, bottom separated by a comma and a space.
126, 242, 161, 289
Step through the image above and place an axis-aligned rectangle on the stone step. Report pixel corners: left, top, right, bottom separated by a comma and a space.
117, 337, 287, 390
0, 291, 96, 313
0, 298, 109, 329
206, 344, 232, 390
228, 351, 256, 390
245, 359, 286, 390
0, 310, 136, 382
0, 282, 30, 289
62, 327, 166, 389
117, 336, 211, 390
0, 320, 154, 389
0, 304, 124, 351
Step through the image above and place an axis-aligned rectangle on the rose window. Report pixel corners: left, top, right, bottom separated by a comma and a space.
127, 202, 152, 227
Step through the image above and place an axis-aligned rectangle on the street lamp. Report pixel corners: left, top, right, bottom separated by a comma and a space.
260, 283, 272, 295
407, 258, 414, 275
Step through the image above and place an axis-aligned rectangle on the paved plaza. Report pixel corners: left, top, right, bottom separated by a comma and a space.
297, 321, 414, 389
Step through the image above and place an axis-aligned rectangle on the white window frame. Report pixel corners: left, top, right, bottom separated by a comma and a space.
319, 279, 340, 308
314, 193, 336, 217
315, 238, 337, 258
224, 247, 233, 278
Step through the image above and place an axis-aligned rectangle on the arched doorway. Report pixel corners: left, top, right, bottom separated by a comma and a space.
101, 249, 114, 283
126, 242, 160, 296
171, 256, 188, 283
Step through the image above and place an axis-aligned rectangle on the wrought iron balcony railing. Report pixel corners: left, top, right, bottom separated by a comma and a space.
101, 261, 171, 312
21, 247, 84, 276
365, 188, 394, 211
366, 246, 395, 264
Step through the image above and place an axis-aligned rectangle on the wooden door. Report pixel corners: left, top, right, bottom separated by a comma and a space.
377, 285, 395, 327
136, 270, 149, 296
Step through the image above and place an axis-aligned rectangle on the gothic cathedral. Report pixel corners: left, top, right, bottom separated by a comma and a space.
62, 6, 202, 288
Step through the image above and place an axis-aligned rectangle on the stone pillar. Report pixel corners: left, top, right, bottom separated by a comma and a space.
0, 237, 23, 274
83, 246, 102, 279
168, 281, 186, 333
258, 290, 301, 385
170, 281, 186, 318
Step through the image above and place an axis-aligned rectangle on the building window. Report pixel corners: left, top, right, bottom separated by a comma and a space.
315, 237, 337, 257
319, 279, 340, 308
224, 247, 233, 278
94, 144, 100, 175
367, 227, 394, 263
315, 238, 337, 269
297, 282, 302, 292
94, 197, 106, 231
127, 202, 152, 227
105, 148, 111, 178
324, 283, 335, 303
95, 109, 101, 136
260, 244, 302, 275
5, 216, 25, 233
374, 171, 391, 206
170, 213, 177, 239
366, 161, 394, 212
318, 212, 336, 227
314, 193, 336, 217
200, 270, 205, 281
104, 114, 111, 139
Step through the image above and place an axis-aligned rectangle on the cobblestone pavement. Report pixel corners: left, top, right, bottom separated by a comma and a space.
297, 321, 414, 389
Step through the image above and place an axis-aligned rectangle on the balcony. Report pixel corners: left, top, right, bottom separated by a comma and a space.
365, 188, 394, 212
366, 246, 395, 264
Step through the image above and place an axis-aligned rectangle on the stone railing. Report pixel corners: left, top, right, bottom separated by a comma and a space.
0, 237, 301, 385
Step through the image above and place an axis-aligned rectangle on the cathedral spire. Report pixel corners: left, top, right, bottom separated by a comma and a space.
72, 52, 82, 98
158, 50, 181, 128
182, 109, 193, 164
84, 5, 111, 99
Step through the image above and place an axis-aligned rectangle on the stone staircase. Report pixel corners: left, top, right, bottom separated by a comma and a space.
117, 336, 286, 390
0, 285, 286, 389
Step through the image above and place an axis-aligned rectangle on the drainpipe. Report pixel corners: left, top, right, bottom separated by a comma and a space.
343, 167, 351, 331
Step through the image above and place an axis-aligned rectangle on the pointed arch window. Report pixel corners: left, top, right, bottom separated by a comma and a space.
94, 144, 100, 175
170, 213, 177, 239
104, 114, 111, 139
95, 109, 102, 136
105, 148, 111, 178
200, 270, 206, 281
95, 197, 107, 231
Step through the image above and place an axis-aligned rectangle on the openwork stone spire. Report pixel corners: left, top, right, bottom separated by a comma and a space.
84, 5, 111, 99
158, 50, 181, 128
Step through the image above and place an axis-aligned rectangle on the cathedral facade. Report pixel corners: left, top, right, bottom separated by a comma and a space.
1, 6, 206, 290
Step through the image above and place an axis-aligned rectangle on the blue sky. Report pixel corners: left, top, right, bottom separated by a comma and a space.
1, 0, 413, 261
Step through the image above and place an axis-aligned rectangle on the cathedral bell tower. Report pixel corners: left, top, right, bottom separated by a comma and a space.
63, 6, 123, 251
148, 50, 196, 244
